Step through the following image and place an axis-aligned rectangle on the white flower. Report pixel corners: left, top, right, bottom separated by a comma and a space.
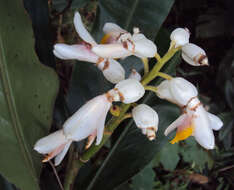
156, 77, 198, 107
128, 69, 141, 81
132, 104, 159, 140
91, 22, 157, 59
182, 43, 209, 66
107, 79, 145, 104
34, 79, 145, 165
53, 12, 125, 84
170, 28, 190, 47
164, 97, 223, 149
34, 130, 72, 166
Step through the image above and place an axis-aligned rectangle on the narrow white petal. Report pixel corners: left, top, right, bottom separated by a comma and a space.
132, 34, 157, 58
114, 79, 145, 103
74, 12, 97, 45
54, 141, 72, 166
207, 112, 223, 131
132, 104, 158, 129
34, 130, 67, 154
164, 114, 187, 136
102, 59, 125, 84
193, 106, 215, 149
103, 23, 126, 35
92, 44, 132, 59
63, 94, 111, 141
53, 44, 99, 63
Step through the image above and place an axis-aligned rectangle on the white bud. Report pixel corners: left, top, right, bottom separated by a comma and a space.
207, 112, 223, 131
97, 59, 125, 84
182, 43, 208, 66
132, 104, 158, 130
132, 104, 159, 140
170, 28, 190, 47
129, 69, 141, 81
108, 79, 145, 103
157, 77, 198, 106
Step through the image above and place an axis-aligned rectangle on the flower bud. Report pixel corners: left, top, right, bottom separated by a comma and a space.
156, 77, 198, 106
108, 79, 145, 103
97, 59, 125, 84
132, 104, 159, 140
170, 28, 190, 47
129, 69, 141, 81
182, 43, 208, 66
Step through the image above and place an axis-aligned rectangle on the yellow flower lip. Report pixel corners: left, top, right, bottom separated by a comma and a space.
170, 122, 194, 144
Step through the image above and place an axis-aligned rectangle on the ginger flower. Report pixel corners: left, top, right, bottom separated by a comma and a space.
53, 12, 125, 84
34, 79, 145, 165
156, 77, 223, 149
91, 23, 157, 59
132, 104, 159, 140
170, 28, 190, 47
182, 43, 209, 66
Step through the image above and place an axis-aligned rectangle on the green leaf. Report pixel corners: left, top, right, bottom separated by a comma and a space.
157, 142, 180, 171
132, 163, 155, 190
52, 0, 90, 12
91, 103, 180, 190
0, 1, 59, 189
93, 0, 175, 40
180, 138, 213, 171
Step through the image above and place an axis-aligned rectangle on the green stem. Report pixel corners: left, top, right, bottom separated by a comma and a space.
141, 57, 149, 77
144, 85, 158, 94
157, 72, 173, 80
63, 47, 180, 190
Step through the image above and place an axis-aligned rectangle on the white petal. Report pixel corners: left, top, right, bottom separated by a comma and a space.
74, 12, 97, 45
53, 44, 99, 63
34, 130, 67, 154
54, 141, 72, 166
132, 104, 158, 130
132, 34, 157, 58
95, 113, 106, 145
207, 112, 223, 131
101, 59, 125, 84
114, 79, 145, 103
169, 77, 198, 106
193, 106, 215, 149
129, 69, 141, 81
164, 114, 188, 136
182, 43, 208, 66
141, 128, 147, 135
92, 44, 132, 59
63, 94, 111, 141
103, 23, 126, 35
170, 28, 190, 47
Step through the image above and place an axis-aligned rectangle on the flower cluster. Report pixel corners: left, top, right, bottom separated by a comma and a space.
34, 12, 223, 166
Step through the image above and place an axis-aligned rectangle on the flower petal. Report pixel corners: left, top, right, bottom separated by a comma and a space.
101, 59, 125, 84
156, 79, 176, 104
103, 23, 126, 35
207, 112, 223, 131
63, 94, 111, 141
170, 28, 190, 47
92, 43, 132, 59
74, 12, 97, 45
164, 113, 188, 136
54, 140, 72, 166
53, 44, 99, 63
132, 34, 157, 58
34, 130, 67, 154
193, 106, 215, 149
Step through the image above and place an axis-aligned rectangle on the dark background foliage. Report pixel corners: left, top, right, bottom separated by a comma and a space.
0, 0, 234, 189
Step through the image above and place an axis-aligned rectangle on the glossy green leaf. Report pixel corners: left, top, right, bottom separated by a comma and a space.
0, 1, 59, 189
93, 0, 175, 40
157, 142, 180, 171
132, 163, 155, 190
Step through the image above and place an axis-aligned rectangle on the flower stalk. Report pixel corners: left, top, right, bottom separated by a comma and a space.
63, 46, 180, 190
